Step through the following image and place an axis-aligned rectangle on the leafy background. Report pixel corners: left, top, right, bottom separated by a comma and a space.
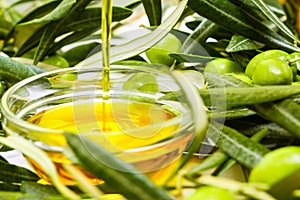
0, 0, 300, 199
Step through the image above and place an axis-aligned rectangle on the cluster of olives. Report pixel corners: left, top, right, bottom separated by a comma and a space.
145, 33, 300, 86
204, 50, 300, 86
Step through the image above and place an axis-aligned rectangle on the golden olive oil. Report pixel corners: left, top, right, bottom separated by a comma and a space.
101, 0, 113, 132
27, 101, 190, 185
25, 0, 191, 186
101, 0, 112, 97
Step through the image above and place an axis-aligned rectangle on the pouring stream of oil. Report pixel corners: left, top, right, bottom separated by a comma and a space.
101, 0, 113, 131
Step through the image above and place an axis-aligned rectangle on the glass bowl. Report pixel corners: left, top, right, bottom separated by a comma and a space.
0, 64, 194, 185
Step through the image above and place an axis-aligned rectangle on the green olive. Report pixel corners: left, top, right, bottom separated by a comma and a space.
249, 146, 300, 200
251, 59, 293, 85
204, 58, 244, 74
245, 50, 290, 78
43, 55, 70, 68
122, 72, 158, 93
185, 186, 236, 200
145, 33, 182, 66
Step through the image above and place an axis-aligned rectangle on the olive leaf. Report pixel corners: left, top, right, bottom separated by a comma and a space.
248, 0, 300, 45
30, 5, 132, 64
169, 53, 214, 63
64, 133, 174, 200
253, 99, 300, 139
19, 0, 75, 25
0, 16, 13, 38
142, 0, 162, 26
229, 0, 286, 18
0, 160, 38, 183
187, 0, 300, 52
226, 34, 261, 52
0, 56, 46, 84
207, 122, 270, 169
164, 69, 208, 183
0, 135, 80, 200
8, 1, 62, 55
21, 181, 60, 198
76, 0, 189, 67
161, 84, 300, 107
181, 19, 220, 54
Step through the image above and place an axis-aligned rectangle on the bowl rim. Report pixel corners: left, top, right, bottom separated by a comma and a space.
0, 65, 194, 152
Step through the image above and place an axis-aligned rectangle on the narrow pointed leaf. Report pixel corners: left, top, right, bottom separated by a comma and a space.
253, 99, 300, 139
207, 122, 270, 169
249, 0, 300, 44
61, 7, 133, 33
169, 53, 214, 63
226, 34, 260, 52
0, 56, 46, 84
161, 84, 300, 107
15, 1, 61, 23
181, 19, 220, 54
76, 0, 189, 67
16, 6, 132, 57
164, 70, 208, 183
187, 0, 300, 52
229, 0, 286, 17
0, 135, 80, 199
0, 161, 39, 183
46, 29, 97, 55
142, 0, 162, 26
19, 0, 94, 60
64, 133, 174, 200
20, 0, 76, 25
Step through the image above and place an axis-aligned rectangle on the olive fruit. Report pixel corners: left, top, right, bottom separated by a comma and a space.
249, 146, 300, 200
252, 59, 293, 85
185, 186, 236, 200
145, 33, 182, 66
245, 50, 290, 78
204, 58, 244, 74
43, 55, 70, 68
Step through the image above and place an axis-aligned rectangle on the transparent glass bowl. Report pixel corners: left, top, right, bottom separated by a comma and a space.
0, 64, 194, 184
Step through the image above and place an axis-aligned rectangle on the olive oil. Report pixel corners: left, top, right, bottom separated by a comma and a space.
25, 0, 192, 186
27, 100, 191, 185
101, 0, 113, 132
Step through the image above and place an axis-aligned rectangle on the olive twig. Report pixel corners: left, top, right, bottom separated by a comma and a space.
287, 57, 300, 65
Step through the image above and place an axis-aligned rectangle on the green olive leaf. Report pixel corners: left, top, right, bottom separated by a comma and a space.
187, 0, 300, 52
169, 53, 214, 63
19, 0, 75, 25
164, 69, 208, 183
253, 99, 300, 139
248, 0, 300, 45
0, 135, 80, 200
64, 132, 175, 200
226, 34, 261, 52
207, 122, 270, 169
0, 56, 46, 84
76, 0, 188, 67
181, 19, 220, 54
231, 0, 286, 18
21, 181, 60, 198
142, 0, 162, 26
